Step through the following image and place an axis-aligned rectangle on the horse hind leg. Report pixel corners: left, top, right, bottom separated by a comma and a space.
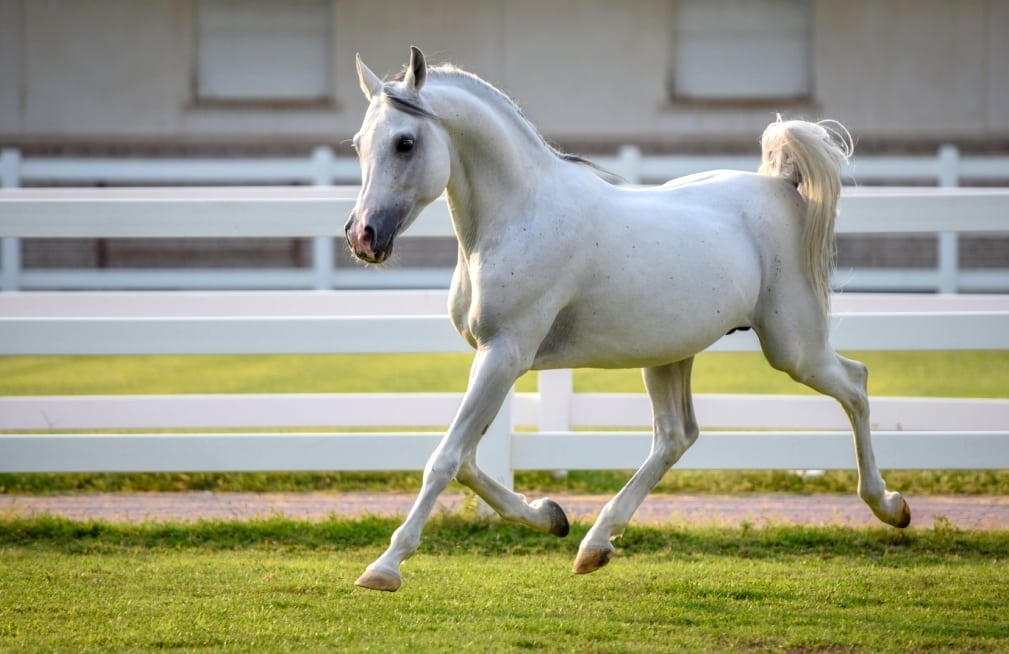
834, 355, 910, 526
757, 317, 911, 528
574, 358, 699, 574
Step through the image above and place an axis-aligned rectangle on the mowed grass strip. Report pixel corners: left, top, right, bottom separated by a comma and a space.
2, 350, 1007, 397
2, 515, 1008, 653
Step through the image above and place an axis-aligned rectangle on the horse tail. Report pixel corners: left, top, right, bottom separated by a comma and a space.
758, 116, 852, 318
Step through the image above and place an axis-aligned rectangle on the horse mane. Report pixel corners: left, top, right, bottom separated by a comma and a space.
391, 63, 623, 184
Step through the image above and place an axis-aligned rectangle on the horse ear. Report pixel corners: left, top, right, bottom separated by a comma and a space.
356, 53, 383, 101
403, 46, 427, 94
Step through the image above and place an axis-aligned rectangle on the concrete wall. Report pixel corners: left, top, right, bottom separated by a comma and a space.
1, 0, 1006, 152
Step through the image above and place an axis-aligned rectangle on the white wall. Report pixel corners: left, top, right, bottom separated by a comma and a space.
1, 0, 1006, 151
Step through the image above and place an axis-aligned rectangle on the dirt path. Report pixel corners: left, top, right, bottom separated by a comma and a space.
4, 492, 1009, 529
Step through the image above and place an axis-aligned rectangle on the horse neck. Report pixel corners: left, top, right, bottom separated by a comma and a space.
429, 83, 562, 252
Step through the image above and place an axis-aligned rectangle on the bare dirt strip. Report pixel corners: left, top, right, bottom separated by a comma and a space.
3, 493, 1008, 530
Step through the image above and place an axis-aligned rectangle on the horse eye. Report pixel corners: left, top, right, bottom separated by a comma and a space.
395, 135, 415, 154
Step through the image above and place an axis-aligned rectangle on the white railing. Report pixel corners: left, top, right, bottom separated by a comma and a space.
1, 289, 1008, 482
595, 143, 1009, 187
2, 282, 1009, 483
2, 186, 1008, 294
1, 188, 1007, 482
5, 144, 1009, 189
2, 146, 1009, 293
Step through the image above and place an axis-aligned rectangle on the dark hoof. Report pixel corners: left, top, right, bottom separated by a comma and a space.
894, 496, 911, 528
530, 497, 570, 537
542, 498, 570, 537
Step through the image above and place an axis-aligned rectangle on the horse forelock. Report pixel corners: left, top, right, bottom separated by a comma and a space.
383, 92, 440, 121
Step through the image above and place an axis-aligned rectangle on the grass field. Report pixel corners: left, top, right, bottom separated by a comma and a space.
2, 516, 1008, 653
3, 352, 1007, 651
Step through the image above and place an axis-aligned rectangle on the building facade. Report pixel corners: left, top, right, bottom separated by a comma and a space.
1, 0, 1007, 155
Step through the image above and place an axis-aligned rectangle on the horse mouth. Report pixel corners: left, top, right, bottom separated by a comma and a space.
349, 232, 393, 264
354, 249, 390, 264
346, 220, 397, 264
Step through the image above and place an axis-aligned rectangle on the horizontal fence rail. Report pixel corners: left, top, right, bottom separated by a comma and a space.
3, 142, 1009, 293
1, 187, 1008, 293
1, 290, 1007, 480
2, 187, 1008, 238
5, 144, 1009, 188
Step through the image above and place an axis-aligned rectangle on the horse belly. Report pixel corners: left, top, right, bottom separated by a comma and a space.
533, 217, 762, 370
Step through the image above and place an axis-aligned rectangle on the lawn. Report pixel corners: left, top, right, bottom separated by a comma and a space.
3, 351, 1007, 651
2, 350, 1007, 397
2, 516, 1008, 653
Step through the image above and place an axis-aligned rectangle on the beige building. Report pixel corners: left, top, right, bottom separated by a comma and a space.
2, 0, 1007, 155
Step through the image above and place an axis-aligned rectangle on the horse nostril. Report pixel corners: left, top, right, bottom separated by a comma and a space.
362, 224, 375, 248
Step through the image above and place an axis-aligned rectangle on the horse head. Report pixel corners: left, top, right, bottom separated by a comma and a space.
346, 47, 451, 264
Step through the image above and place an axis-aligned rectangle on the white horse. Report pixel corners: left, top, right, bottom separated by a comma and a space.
346, 47, 911, 592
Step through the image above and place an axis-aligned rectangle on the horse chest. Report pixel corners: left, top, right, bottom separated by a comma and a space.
448, 267, 478, 350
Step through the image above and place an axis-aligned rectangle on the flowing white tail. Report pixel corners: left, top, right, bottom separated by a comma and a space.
759, 117, 853, 316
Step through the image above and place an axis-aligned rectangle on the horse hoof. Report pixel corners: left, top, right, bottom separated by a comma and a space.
572, 545, 614, 575
355, 566, 402, 592
532, 498, 570, 537
874, 493, 911, 528
893, 496, 911, 528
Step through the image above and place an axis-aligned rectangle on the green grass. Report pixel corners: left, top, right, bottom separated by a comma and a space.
2, 351, 1007, 496
2, 515, 1008, 653
4, 469, 1009, 496
2, 351, 1007, 397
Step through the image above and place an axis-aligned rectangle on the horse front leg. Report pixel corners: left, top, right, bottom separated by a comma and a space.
574, 359, 698, 574
355, 341, 526, 592
456, 446, 570, 536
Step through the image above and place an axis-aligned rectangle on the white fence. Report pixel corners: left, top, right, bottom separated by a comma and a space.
3, 145, 1009, 293
0, 289, 1007, 483
1, 186, 1008, 483
1, 186, 1008, 294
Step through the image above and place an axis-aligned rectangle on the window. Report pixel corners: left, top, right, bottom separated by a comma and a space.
671, 0, 811, 101
195, 0, 332, 104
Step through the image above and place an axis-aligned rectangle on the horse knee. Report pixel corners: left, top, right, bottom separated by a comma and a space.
424, 450, 462, 488
677, 420, 700, 458
455, 456, 482, 488
655, 420, 698, 467
841, 358, 869, 391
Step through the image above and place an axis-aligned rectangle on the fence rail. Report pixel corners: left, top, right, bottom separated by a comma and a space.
2, 145, 1009, 293
2, 186, 1007, 481
5, 145, 1009, 188
2, 186, 1008, 294
2, 289, 1007, 482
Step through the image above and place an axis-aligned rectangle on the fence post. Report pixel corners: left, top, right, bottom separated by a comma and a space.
476, 388, 514, 492
311, 146, 335, 290
539, 369, 573, 479
1, 148, 22, 292
616, 145, 643, 184
937, 144, 959, 293
538, 369, 573, 431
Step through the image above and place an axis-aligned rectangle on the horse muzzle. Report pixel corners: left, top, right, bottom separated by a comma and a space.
344, 206, 403, 264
